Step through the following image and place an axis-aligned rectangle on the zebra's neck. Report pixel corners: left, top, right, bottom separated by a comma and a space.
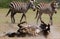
27, 2, 31, 10
50, 2, 56, 10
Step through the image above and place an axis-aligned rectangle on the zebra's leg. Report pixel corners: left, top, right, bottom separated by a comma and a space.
35, 10, 39, 19
23, 13, 27, 23
49, 14, 53, 25
37, 13, 42, 24
6, 9, 11, 17
39, 13, 43, 24
50, 16, 53, 25
11, 11, 16, 23
37, 14, 40, 24
20, 13, 26, 23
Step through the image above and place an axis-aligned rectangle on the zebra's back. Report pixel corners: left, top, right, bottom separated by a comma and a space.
10, 1, 28, 13
37, 3, 54, 13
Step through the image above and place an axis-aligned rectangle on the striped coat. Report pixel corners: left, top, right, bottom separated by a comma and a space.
6, 1, 36, 23
35, 1, 58, 25
9, 1, 29, 13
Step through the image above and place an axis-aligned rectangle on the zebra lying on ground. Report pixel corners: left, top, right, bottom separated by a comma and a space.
0, 21, 50, 37
6, 0, 36, 23
17, 21, 41, 36
35, 1, 59, 25
17, 21, 50, 36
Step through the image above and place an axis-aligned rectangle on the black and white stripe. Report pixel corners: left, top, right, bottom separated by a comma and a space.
6, 1, 36, 23
35, 1, 59, 25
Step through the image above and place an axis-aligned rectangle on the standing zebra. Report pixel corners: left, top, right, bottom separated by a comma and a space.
6, 0, 36, 23
35, 1, 59, 25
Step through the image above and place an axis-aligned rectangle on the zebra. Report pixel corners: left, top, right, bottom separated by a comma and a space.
6, 0, 36, 23
35, 1, 59, 25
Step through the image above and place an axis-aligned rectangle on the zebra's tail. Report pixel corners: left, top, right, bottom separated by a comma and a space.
6, 9, 11, 17
6, 2, 13, 17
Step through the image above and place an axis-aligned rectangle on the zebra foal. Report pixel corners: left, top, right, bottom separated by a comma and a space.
6, 0, 36, 23
35, 1, 59, 25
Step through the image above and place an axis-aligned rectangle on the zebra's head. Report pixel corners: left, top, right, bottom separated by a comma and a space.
29, 0, 36, 11
51, 1, 59, 13
51, 1, 59, 9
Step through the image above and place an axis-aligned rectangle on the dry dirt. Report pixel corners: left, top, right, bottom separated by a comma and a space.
0, 9, 60, 39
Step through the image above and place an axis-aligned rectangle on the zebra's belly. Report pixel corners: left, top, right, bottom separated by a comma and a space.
43, 12, 52, 14
14, 9, 25, 13
41, 10, 53, 14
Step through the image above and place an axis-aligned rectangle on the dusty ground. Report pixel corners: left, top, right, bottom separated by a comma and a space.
0, 9, 60, 39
